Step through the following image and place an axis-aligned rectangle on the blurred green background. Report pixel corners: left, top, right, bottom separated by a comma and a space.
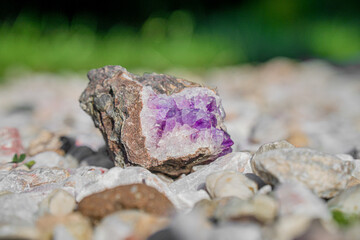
0, 0, 359, 79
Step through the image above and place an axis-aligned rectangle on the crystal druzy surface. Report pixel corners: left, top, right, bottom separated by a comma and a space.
79, 65, 234, 176
141, 87, 233, 161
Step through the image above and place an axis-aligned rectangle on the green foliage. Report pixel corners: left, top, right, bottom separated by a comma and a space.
0, 3, 359, 80
332, 210, 360, 227
11, 153, 26, 163
24, 160, 36, 169
0, 11, 237, 80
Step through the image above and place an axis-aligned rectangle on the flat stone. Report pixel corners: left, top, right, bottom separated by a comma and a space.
78, 183, 175, 221
79, 65, 233, 176
0, 168, 70, 193
206, 171, 257, 200
252, 148, 354, 198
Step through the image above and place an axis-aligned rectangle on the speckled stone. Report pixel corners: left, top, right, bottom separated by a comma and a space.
252, 148, 354, 198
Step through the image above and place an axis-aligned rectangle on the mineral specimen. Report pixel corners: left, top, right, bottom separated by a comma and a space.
79, 66, 233, 176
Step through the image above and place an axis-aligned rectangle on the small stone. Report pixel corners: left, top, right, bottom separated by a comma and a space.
213, 195, 277, 224
206, 171, 257, 200
251, 140, 294, 157
37, 213, 92, 240
93, 210, 169, 240
328, 185, 360, 215
78, 183, 175, 221
27, 130, 64, 156
274, 182, 330, 220
170, 152, 252, 194
38, 189, 76, 216
79, 65, 233, 176
0, 127, 24, 164
194, 195, 277, 225
252, 148, 354, 198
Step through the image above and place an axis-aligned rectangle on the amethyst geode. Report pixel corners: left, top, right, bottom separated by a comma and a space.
79, 66, 233, 176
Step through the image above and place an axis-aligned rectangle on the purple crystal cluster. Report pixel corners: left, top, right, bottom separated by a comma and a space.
80, 65, 234, 176
142, 87, 233, 160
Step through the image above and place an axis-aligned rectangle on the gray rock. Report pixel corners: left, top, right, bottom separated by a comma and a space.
252, 148, 354, 198
0, 168, 70, 193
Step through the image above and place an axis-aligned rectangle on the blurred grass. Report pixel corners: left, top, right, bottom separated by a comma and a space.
0, 4, 360, 81
0, 11, 238, 80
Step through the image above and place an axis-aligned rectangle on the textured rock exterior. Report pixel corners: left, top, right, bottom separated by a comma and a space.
79, 65, 233, 176
252, 148, 354, 198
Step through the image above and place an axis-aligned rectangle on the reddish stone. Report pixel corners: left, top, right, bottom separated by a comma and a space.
0, 127, 24, 156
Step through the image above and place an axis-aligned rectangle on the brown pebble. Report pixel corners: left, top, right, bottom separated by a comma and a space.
78, 183, 175, 221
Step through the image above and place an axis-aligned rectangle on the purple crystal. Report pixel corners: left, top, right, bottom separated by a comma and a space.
142, 87, 233, 159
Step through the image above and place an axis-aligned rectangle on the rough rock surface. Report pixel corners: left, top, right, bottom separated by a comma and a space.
252, 148, 354, 198
78, 183, 175, 221
79, 65, 233, 176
